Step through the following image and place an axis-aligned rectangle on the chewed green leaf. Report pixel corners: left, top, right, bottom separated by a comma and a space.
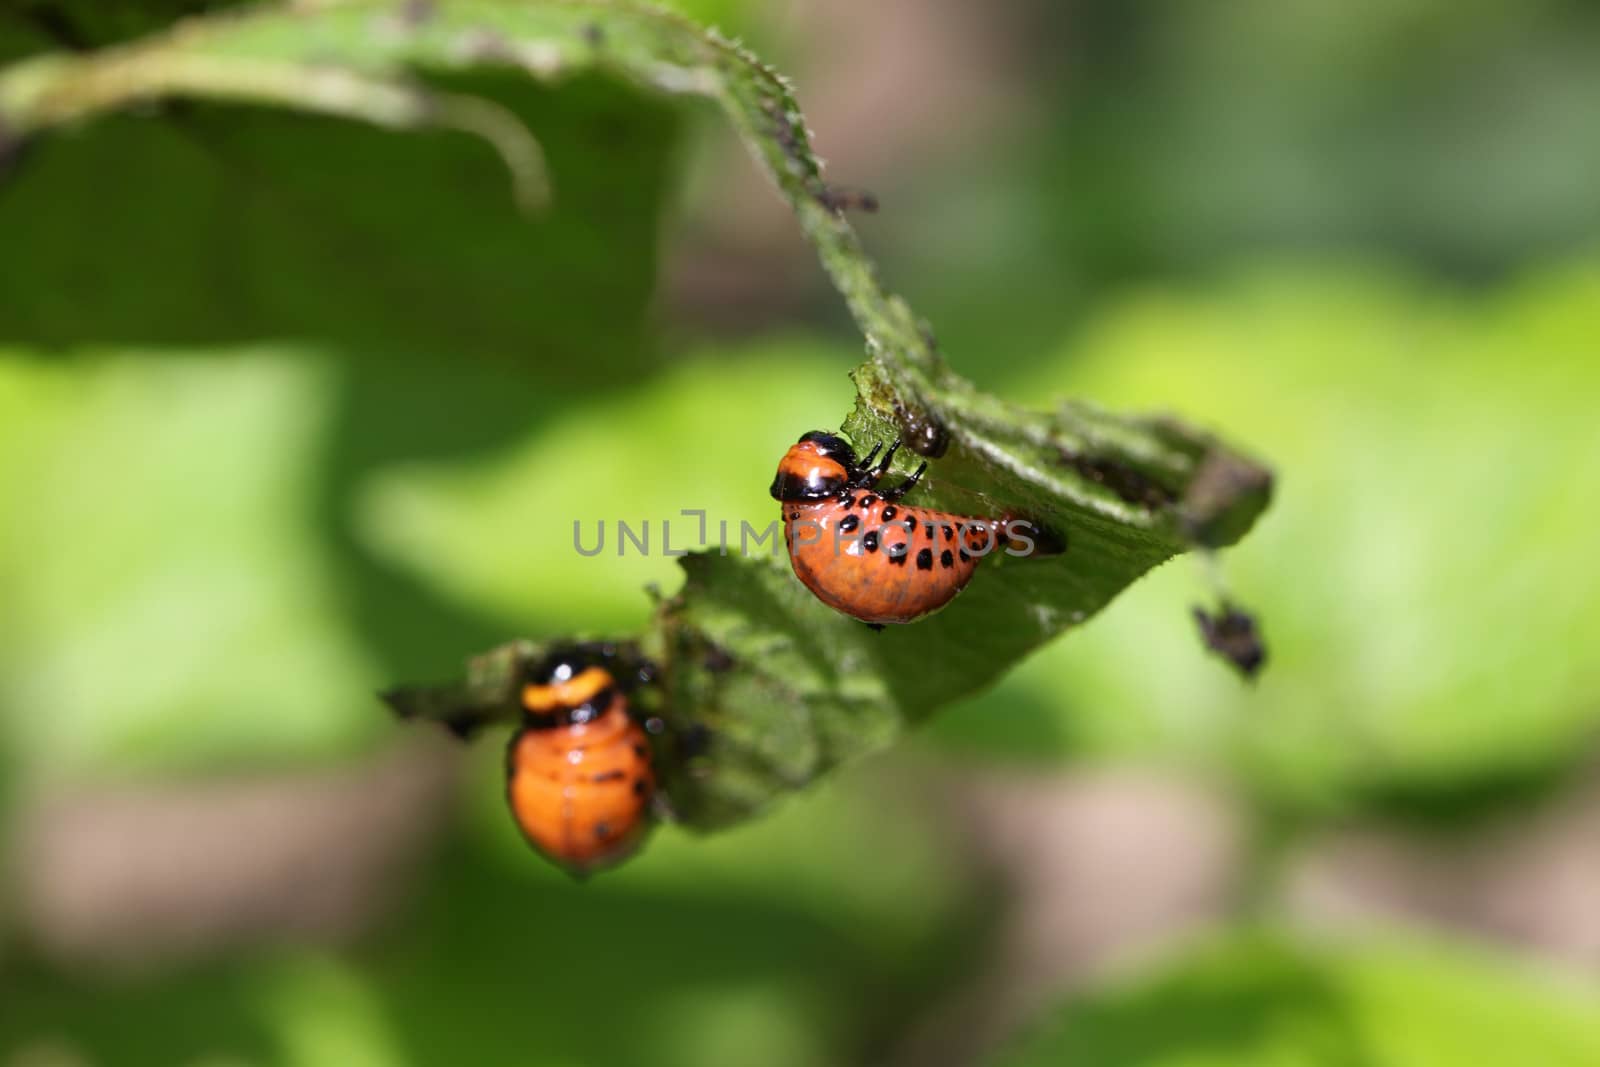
0, 0, 1272, 828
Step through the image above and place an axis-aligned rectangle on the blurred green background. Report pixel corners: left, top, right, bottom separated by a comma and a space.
3, 1, 1600, 1065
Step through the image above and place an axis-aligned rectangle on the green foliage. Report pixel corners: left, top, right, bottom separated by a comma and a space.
3, 3, 1595, 1065
353, 341, 852, 632
929, 263, 1600, 820
997, 934, 1600, 1067
0, 352, 386, 775
0, 62, 681, 778
0, 1, 1268, 824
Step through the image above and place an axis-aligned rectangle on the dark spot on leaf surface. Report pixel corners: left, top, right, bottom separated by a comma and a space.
818, 184, 879, 214
1056, 449, 1175, 508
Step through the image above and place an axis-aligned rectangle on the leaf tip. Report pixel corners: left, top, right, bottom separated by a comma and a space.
1180, 445, 1274, 549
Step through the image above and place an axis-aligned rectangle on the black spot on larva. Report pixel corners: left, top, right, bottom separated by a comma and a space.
839, 514, 861, 533
863, 530, 880, 552
916, 548, 933, 570
959, 549, 971, 564
860, 495, 879, 509
924, 523, 936, 539
940, 549, 954, 568
595, 821, 613, 841
632, 778, 649, 796
943, 526, 955, 541
593, 769, 626, 783
887, 542, 909, 565
787, 511, 799, 521
881, 505, 897, 521
840, 494, 854, 509
633, 743, 648, 757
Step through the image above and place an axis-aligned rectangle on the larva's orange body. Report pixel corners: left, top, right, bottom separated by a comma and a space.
770, 431, 1016, 625
506, 655, 655, 876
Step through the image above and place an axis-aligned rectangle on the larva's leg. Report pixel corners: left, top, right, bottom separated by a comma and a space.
857, 439, 901, 488
882, 461, 928, 501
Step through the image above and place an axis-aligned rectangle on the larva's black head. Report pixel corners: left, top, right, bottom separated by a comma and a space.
523, 646, 600, 688
520, 643, 652, 726
770, 430, 858, 502
798, 430, 856, 462
523, 642, 654, 685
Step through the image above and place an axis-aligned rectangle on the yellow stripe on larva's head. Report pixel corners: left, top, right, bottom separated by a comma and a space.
522, 666, 614, 715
